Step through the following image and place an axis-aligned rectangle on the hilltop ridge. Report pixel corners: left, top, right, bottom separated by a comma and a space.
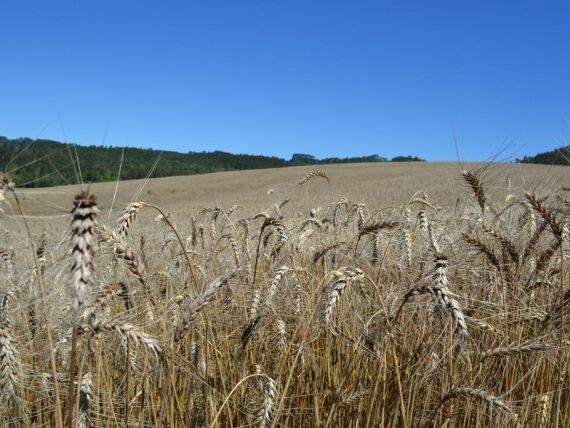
0, 135, 422, 187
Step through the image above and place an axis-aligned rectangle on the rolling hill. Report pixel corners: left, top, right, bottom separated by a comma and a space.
0, 136, 402, 187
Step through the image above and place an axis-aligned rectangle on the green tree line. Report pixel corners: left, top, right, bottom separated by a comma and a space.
518, 146, 570, 166
0, 136, 423, 187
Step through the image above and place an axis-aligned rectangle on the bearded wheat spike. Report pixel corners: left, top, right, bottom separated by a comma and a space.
299, 218, 322, 231
480, 343, 555, 360
265, 218, 288, 246
76, 371, 92, 428
482, 225, 520, 264
462, 170, 487, 213
313, 241, 344, 263
267, 266, 289, 302
418, 209, 429, 232
410, 197, 436, 209
227, 234, 241, 268
352, 203, 366, 231
174, 270, 238, 343
190, 339, 205, 373
524, 202, 537, 237
91, 320, 161, 357
275, 316, 287, 352
293, 280, 302, 317
525, 192, 564, 240
339, 385, 369, 408
254, 368, 278, 428
99, 225, 146, 286
401, 228, 412, 268
241, 235, 254, 284
121, 334, 140, 374
117, 202, 146, 238
462, 232, 501, 270
297, 170, 329, 186
406, 250, 468, 349
430, 256, 469, 348
0, 249, 14, 288
535, 239, 561, 274
358, 220, 397, 237
371, 232, 380, 265
225, 204, 241, 217
0, 174, 14, 202
427, 387, 517, 427
538, 393, 551, 428
190, 216, 199, 248
0, 294, 20, 405
70, 191, 98, 311
523, 221, 547, 262
333, 197, 349, 227
320, 267, 365, 327
402, 206, 411, 227
210, 214, 218, 241
241, 316, 261, 352
295, 228, 315, 252
250, 288, 262, 320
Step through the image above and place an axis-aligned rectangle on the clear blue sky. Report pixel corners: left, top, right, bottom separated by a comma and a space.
1, 0, 569, 161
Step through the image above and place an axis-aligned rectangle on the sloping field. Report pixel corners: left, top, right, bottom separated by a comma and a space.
12, 161, 570, 218
0, 161, 569, 426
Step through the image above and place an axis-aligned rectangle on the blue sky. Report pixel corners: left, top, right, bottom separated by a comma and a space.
1, 0, 569, 161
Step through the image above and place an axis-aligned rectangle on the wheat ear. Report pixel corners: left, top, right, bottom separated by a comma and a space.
320, 267, 365, 327
430, 256, 469, 348
297, 170, 330, 186
70, 191, 98, 311
426, 387, 516, 427
76, 371, 92, 428
68, 191, 98, 428
0, 293, 20, 405
254, 367, 278, 428
480, 343, 555, 360
90, 319, 161, 357
266, 266, 289, 302
116, 202, 145, 238
525, 193, 564, 240
174, 270, 238, 344
462, 170, 487, 213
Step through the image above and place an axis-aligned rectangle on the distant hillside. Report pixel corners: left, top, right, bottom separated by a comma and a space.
0, 136, 424, 187
519, 146, 570, 165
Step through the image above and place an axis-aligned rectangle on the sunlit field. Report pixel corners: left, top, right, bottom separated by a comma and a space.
1, 161, 569, 427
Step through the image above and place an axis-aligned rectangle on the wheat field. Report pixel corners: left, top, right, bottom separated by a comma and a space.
0, 161, 569, 427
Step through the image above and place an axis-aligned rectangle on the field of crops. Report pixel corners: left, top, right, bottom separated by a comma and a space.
0, 162, 569, 427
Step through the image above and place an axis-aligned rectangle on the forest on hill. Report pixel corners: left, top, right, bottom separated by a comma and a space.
518, 146, 570, 166
0, 136, 424, 187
